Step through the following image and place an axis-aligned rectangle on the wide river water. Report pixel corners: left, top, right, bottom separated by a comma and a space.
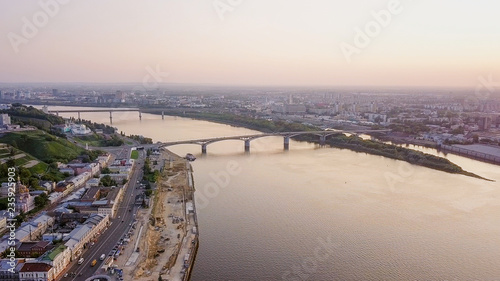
44, 106, 500, 280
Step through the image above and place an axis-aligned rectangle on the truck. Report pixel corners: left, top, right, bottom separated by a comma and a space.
91, 259, 97, 267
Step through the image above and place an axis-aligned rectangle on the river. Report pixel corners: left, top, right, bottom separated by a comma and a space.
43, 106, 500, 280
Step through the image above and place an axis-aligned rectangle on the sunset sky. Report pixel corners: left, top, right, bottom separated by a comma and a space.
1, 0, 499, 88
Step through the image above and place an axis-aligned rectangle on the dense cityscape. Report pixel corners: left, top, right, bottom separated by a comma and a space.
1, 84, 499, 146
2, 0, 500, 280
0, 82, 498, 279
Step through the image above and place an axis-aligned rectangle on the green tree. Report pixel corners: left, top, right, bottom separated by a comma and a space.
29, 177, 41, 189
34, 193, 49, 208
100, 175, 117, 187
19, 167, 31, 179
0, 198, 8, 210
15, 211, 26, 226
0, 163, 8, 178
6, 158, 16, 168
473, 134, 479, 143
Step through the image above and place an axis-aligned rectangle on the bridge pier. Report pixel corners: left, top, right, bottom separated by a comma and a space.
109, 111, 113, 124
284, 136, 290, 150
244, 140, 250, 152
56, 111, 59, 116
139, 111, 142, 121
77, 112, 81, 121
162, 111, 164, 120
201, 144, 207, 154
320, 135, 326, 146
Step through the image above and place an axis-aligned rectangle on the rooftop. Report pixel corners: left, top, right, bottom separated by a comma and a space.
44, 244, 67, 261
65, 225, 92, 246
0, 259, 24, 272
81, 186, 100, 201
85, 214, 107, 226
17, 240, 51, 252
20, 262, 52, 272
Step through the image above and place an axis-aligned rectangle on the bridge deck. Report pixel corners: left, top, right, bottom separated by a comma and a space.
48, 109, 140, 113
160, 130, 391, 146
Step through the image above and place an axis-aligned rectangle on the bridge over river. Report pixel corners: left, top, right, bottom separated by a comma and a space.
47, 108, 168, 123
159, 130, 391, 153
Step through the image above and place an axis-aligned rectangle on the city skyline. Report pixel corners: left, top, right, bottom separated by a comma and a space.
1, 0, 499, 88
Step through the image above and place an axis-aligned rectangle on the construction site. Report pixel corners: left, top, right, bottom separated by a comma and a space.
117, 149, 199, 281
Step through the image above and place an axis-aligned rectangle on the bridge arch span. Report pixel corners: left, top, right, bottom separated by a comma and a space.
158, 129, 390, 154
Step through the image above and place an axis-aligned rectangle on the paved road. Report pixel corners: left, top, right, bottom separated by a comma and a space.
59, 148, 146, 281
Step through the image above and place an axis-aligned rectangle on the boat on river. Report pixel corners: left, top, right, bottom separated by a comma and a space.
185, 153, 196, 161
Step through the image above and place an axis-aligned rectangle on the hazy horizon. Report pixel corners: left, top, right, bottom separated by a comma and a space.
1, 0, 499, 89
0, 81, 479, 92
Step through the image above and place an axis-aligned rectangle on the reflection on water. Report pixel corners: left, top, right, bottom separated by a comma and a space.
44, 106, 500, 280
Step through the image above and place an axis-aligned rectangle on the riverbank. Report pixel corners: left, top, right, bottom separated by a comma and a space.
141, 109, 319, 133
379, 134, 500, 166
323, 134, 490, 181
121, 149, 198, 281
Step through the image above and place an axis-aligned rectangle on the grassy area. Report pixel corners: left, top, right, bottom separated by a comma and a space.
0, 146, 48, 175
0, 130, 85, 163
0, 143, 64, 193
73, 133, 124, 147
131, 150, 139, 159
11, 116, 53, 131
73, 134, 103, 147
